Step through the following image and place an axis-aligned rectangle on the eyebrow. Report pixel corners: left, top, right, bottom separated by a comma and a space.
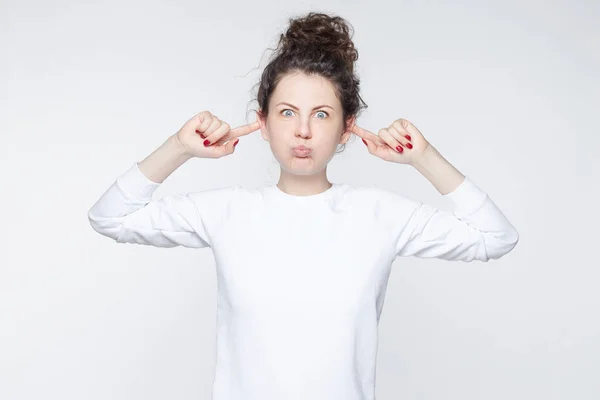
276, 102, 334, 111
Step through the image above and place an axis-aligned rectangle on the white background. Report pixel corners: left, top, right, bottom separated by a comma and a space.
1, 0, 598, 399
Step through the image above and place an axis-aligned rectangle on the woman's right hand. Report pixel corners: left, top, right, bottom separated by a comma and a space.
176, 110, 260, 159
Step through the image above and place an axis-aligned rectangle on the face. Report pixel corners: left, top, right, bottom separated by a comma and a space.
258, 72, 355, 176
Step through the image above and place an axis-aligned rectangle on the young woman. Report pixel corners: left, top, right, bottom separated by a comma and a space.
88, 12, 518, 400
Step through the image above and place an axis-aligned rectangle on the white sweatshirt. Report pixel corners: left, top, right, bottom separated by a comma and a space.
88, 162, 518, 400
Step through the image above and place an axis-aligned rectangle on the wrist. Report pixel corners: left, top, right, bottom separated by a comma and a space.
410, 144, 465, 195
170, 133, 194, 160
410, 143, 437, 170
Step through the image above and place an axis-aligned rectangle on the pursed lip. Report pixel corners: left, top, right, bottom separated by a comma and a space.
293, 145, 311, 151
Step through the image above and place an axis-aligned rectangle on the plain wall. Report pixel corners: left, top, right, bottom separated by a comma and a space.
1, 0, 598, 399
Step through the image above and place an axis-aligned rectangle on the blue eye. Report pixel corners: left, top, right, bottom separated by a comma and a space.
281, 109, 329, 118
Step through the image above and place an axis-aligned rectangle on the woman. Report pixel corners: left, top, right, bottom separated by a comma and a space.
88, 12, 518, 400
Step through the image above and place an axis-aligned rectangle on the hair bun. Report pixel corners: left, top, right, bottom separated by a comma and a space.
278, 12, 358, 69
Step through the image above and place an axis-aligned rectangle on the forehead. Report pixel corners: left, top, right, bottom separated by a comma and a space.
271, 72, 339, 107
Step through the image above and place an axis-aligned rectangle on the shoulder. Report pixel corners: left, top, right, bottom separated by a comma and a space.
185, 184, 273, 208
329, 183, 422, 221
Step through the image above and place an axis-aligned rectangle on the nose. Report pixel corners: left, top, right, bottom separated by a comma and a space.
295, 118, 312, 140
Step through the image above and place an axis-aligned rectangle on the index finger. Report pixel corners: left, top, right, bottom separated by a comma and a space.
352, 125, 383, 144
229, 120, 261, 138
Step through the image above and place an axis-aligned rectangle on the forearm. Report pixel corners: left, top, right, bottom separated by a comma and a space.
411, 145, 465, 195
138, 134, 193, 183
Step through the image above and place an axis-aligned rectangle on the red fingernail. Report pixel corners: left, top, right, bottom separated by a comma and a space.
233, 139, 239, 147
195, 130, 206, 138
362, 139, 367, 146
406, 143, 413, 149
396, 145, 404, 153
203, 139, 211, 146
405, 135, 411, 141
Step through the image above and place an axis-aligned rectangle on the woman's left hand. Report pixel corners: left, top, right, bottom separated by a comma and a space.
351, 118, 430, 165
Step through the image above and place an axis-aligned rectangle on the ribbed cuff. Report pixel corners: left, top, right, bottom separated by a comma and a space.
443, 176, 488, 216
115, 162, 162, 200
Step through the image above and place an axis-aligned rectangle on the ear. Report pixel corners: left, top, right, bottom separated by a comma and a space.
339, 115, 356, 145
257, 110, 270, 142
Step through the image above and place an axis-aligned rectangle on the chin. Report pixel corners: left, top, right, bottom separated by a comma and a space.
282, 167, 319, 176
276, 154, 325, 175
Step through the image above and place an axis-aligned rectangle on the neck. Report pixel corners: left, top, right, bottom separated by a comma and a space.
277, 168, 332, 196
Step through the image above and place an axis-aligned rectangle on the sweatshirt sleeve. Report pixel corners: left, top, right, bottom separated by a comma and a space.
392, 176, 519, 262
87, 162, 234, 248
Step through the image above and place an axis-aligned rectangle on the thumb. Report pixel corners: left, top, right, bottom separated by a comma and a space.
225, 138, 240, 156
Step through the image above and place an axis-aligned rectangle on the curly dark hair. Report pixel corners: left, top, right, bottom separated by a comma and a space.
250, 12, 368, 153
